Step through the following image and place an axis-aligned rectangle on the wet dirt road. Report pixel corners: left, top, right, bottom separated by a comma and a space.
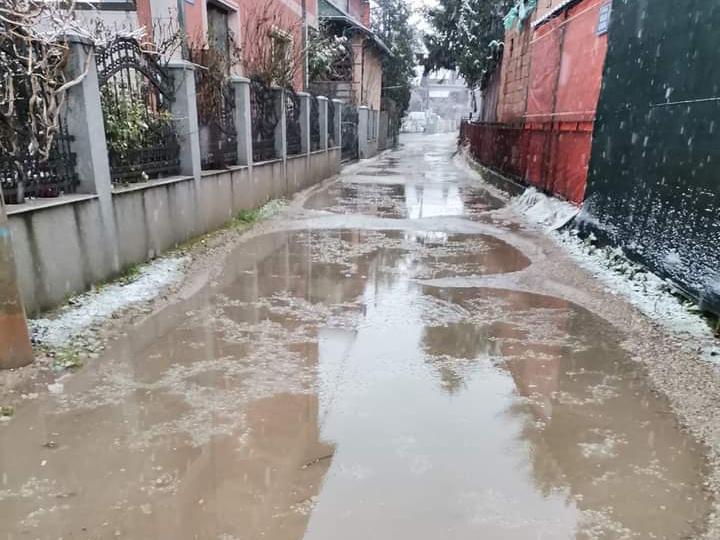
0, 134, 713, 539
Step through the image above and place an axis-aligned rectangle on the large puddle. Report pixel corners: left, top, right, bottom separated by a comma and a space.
0, 227, 710, 539
305, 182, 503, 219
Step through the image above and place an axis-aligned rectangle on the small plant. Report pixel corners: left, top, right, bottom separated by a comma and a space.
102, 88, 174, 173
308, 28, 350, 81
0, 405, 14, 417
53, 348, 83, 370
232, 208, 261, 225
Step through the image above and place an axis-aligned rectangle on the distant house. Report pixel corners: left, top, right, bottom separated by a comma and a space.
410, 69, 470, 130
309, 0, 390, 108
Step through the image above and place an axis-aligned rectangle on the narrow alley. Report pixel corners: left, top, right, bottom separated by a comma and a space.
0, 134, 713, 539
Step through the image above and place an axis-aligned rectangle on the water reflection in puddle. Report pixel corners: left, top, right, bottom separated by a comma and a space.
0, 227, 709, 539
305, 182, 503, 219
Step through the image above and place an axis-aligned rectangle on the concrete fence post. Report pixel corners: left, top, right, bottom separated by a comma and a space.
0, 195, 33, 369
332, 99, 343, 148
358, 106, 370, 159
166, 60, 201, 180
231, 76, 253, 168
298, 92, 311, 155
64, 34, 120, 274
273, 87, 287, 161
318, 96, 329, 150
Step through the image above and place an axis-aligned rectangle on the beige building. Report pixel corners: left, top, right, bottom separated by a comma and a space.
309, 0, 390, 109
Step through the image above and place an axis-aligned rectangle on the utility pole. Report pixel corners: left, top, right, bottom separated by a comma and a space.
0, 194, 33, 369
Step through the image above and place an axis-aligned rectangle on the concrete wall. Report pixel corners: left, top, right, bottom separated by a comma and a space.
8, 148, 341, 315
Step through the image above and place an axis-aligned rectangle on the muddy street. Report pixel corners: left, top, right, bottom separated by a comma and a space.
0, 134, 713, 539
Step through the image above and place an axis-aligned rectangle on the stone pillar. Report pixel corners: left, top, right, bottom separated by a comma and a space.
166, 60, 201, 179
273, 87, 287, 161
332, 99, 343, 148
64, 34, 120, 275
318, 96, 329, 150
298, 92, 311, 155
231, 76, 253, 167
358, 106, 370, 159
0, 195, 33, 369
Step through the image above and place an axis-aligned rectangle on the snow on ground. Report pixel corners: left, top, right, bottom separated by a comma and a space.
452, 148, 511, 203
510, 186, 719, 362
509, 187, 580, 231
30, 257, 187, 348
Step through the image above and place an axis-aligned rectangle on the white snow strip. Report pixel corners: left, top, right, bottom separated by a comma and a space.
31, 257, 187, 348
453, 147, 512, 203
510, 187, 580, 231
503, 185, 719, 361
554, 231, 718, 358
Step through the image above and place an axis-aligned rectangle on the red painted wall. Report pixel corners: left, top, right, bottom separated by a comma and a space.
526, 0, 608, 123
468, 0, 609, 203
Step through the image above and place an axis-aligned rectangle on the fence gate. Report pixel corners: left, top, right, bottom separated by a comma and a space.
341, 105, 358, 161
96, 37, 180, 184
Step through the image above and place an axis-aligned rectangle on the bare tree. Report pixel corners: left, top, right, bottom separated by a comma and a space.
0, 0, 90, 165
240, 0, 305, 88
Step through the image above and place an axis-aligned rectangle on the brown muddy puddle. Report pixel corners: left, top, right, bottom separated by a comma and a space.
0, 227, 712, 539
305, 182, 503, 220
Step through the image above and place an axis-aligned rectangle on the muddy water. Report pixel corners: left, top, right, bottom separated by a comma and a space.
0, 134, 712, 539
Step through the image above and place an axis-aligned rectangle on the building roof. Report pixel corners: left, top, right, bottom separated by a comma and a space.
319, 0, 392, 56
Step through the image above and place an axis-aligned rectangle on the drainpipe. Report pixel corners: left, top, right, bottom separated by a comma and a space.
301, 0, 308, 89
177, 0, 188, 60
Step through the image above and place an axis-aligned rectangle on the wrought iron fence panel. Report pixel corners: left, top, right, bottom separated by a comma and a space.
250, 79, 278, 162
310, 95, 320, 151
285, 89, 302, 156
327, 99, 335, 146
341, 104, 358, 162
0, 122, 79, 204
96, 37, 180, 184
0, 42, 80, 203
196, 76, 238, 169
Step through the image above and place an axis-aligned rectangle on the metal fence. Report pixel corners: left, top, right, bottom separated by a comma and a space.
249, 79, 278, 162
460, 120, 591, 204
0, 123, 79, 204
196, 76, 238, 170
341, 104, 358, 161
96, 37, 180, 184
285, 89, 302, 156
0, 42, 80, 204
310, 95, 320, 151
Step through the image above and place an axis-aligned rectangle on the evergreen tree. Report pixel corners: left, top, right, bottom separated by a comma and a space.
423, 0, 512, 89
371, 0, 417, 114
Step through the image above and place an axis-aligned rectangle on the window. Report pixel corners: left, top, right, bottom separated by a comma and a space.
270, 30, 293, 84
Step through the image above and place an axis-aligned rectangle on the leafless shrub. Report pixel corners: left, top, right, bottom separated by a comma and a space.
0, 0, 90, 165
240, 0, 305, 87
